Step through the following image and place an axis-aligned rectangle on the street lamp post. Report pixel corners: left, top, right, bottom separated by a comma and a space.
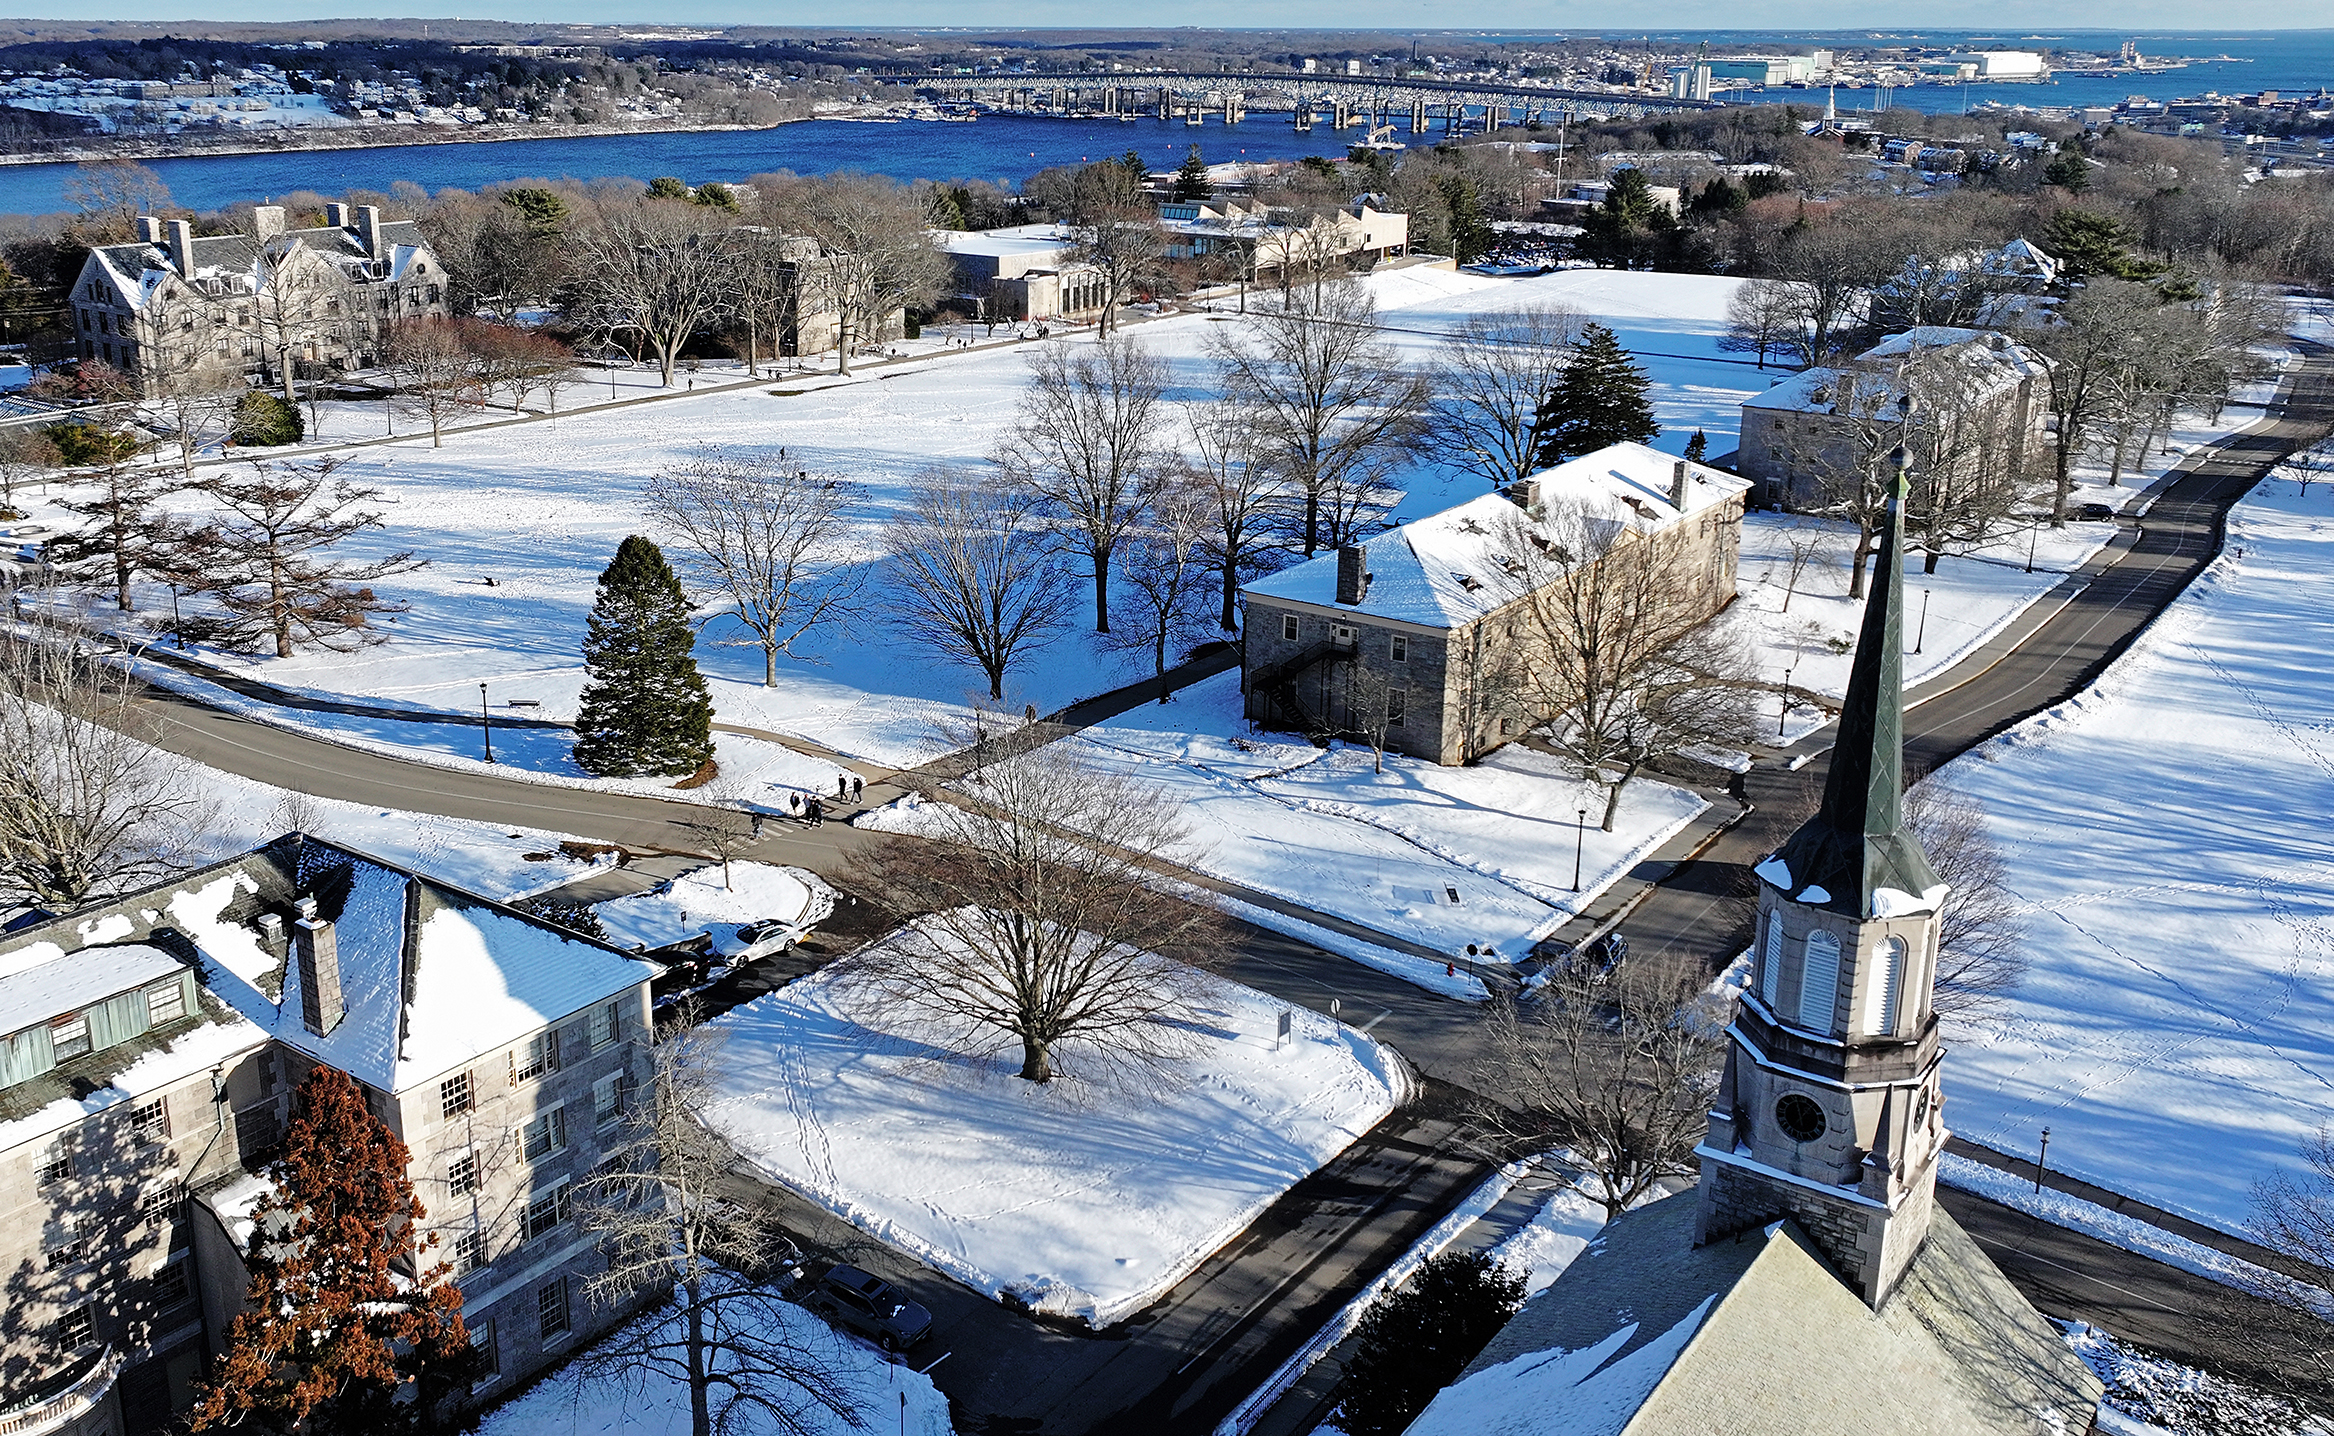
1572, 807, 1587, 892
2025, 520, 2038, 574
1915, 587, 1931, 654
2034, 1126, 2051, 1193
1778, 663, 1796, 739
479, 683, 494, 764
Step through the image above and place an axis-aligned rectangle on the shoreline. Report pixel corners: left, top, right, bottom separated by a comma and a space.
0, 109, 871, 171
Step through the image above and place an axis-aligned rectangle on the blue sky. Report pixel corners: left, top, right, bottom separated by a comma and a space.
29, 5, 2329, 29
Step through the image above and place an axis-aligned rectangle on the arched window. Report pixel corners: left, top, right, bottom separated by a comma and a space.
1863, 936, 1905, 1037
1760, 913, 1783, 1009
1798, 929, 1841, 1031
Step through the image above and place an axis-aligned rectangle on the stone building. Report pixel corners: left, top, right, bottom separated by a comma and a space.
1156, 199, 1408, 281
928, 224, 1108, 326
1737, 326, 2049, 509
1238, 442, 1746, 766
1402, 459, 2103, 1436
0, 835, 659, 1436
68, 204, 453, 395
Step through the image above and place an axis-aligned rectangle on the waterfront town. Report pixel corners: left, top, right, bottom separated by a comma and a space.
1, 16, 2333, 1436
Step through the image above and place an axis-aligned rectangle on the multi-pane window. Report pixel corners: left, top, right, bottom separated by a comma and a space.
513, 1031, 560, 1083
440, 1071, 473, 1119
450, 1228, 484, 1273
522, 1107, 567, 1164
594, 1073, 626, 1125
1386, 689, 1407, 729
524, 1183, 570, 1243
236, 1105, 283, 1158
129, 1098, 169, 1143
1281, 613, 1300, 642
44, 1220, 88, 1271
153, 1258, 193, 1309
38, 1147, 71, 1187
447, 1151, 478, 1197
1389, 633, 1408, 663
49, 1013, 90, 1062
471, 1317, 500, 1378
146, 980, 186, 1025
54, 1304, 95, 1350
537, 1277, 571, 1339
588, 1001, 620, 1051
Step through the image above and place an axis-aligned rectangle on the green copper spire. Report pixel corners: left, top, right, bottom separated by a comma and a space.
1769, 451, 1939, 917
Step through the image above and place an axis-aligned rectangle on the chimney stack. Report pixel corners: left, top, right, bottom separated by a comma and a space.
135, 214, 162, 244
357, 204, 384, 259
326, 201, 350, 229
166, 218, 196, 280
293, 895, 344, 1037
250, 204, 286, 241
256, 911, 286, 958
1671, 459, 1690, 513
1335, 544, 1369, 607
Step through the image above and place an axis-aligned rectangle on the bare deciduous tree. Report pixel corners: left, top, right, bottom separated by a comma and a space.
124, 305, 239, 480
884, 468, 1072, 701
0, 616, 203, 906
1719, 278, 1807, 370
191, 455, 425, 657
1469, 960, 1726, 1221
383, 316, 486, 446
791, 174, 948, 376
1903, 780, 2028, 1020
1183, 402, 1284, 632
1107, 477, 1215, 694
2034, 280, 2164, 527
1210, 280, 1427, 556
574, 1020, 863, 1436
1343, 662, 1403, 774
1776, 523, 1837, 614
1489, 501, 1754, 829
1427, 305, 1585, 492
993, 336, 1170, 633
846, 734, 1222, 1084
574, 199, 738, 387
2285, 438, 2334, 497
647, 446, 863, 685
44, 460, 173, 613
1053, 164, 1168, 337
0, 427, 57, 509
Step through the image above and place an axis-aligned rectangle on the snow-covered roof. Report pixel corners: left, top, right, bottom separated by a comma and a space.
928, 225, 1074, 259
83, 218, 433, 312
1407, 1195, 2102, 1436
0, 836, 659, 1096
0, 941, 181, 1037
1242, 442, 1750, 630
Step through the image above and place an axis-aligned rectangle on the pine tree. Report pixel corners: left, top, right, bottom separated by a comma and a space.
43, 460, 170, 613
1531, 322, 1661, 469
1438, 173, 1494, 266
1684, 429, 1708, 462
1332, 1252, 1525, 1436
1172, 145, 1213, 202
190, 1067, 475, 1435
574, 535, 716, 778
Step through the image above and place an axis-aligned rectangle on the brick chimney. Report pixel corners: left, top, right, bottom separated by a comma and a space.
357, 204, 385, 259
250, 204, 286, 241
293, 895, 344, 1037
1671, 459, 1690, 513
134, 214, 162, 244
326, 201, 350, 229
1335, 544, 1369, 607
166, 218, 196, 280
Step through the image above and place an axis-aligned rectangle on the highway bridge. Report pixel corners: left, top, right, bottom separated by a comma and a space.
910, 70, 1720, 133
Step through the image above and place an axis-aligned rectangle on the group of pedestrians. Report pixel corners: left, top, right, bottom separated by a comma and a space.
777, 770, 867, 829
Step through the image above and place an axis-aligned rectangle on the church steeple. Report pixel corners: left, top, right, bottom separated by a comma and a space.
1694, 446, 1952, 1311
1769, 451, 1941, 920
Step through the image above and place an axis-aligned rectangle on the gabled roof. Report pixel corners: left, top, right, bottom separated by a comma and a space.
0, 835, 660, 1095
1241, 442, 1748, 630
1407, 1197, 2101, 1436
83, 219, 433, 310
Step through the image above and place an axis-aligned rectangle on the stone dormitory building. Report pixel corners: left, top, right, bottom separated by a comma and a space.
0, 835, 660, 1436
69, 204, 454, 395
1239, 441, 1748, 766
1403, 460, 2105, 1435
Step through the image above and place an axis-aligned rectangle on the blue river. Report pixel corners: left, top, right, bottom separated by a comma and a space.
0, 30, 2326, 216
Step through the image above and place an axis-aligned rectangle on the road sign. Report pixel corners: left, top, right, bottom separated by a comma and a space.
1276, 1009, 1292, 1050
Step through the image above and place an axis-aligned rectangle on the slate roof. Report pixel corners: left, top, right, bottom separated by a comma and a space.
1241, 442, 1748, 630
87, 219, 433, 308
1406, 1196, 2102, 1436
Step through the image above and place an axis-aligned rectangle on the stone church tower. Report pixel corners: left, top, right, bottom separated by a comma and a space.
1695, 453, 1952, 1309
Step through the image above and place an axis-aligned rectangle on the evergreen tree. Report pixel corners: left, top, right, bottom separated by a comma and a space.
1333, 1252, 1525, 1436
190, 1067, 475, 1434
574, 535, 716, 778
1531, 323, 1662, 468
1576, 168, 1680, 270
1684, 429, 1708, 462
1438, 174, 1494, 265
1172, 145, 1213, 202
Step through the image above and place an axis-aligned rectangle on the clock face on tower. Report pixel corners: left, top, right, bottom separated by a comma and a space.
1775, 1092, 1828, 1143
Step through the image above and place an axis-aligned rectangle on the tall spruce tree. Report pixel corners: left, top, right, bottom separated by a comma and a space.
190, 1067, 475, 1434
574, 535, 716, 778
1531, 322, 1661, 469
1332, 1252, 1525, 1436
1172, 145, 1212, 201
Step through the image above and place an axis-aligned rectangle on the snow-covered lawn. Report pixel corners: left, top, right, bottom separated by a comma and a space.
1933, 473, 2334, 1235
32, 266, 1758, 775
1487, 1176, 1609, 1299
1073, 670, 1708, 958
700, 943, 1408, 1329
476, 1289, 954, 1436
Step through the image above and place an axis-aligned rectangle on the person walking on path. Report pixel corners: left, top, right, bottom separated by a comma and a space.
837, 772, 850, 800
807, 795, 824, 828
851, 774, 864, 802
786, 792, 803, 821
